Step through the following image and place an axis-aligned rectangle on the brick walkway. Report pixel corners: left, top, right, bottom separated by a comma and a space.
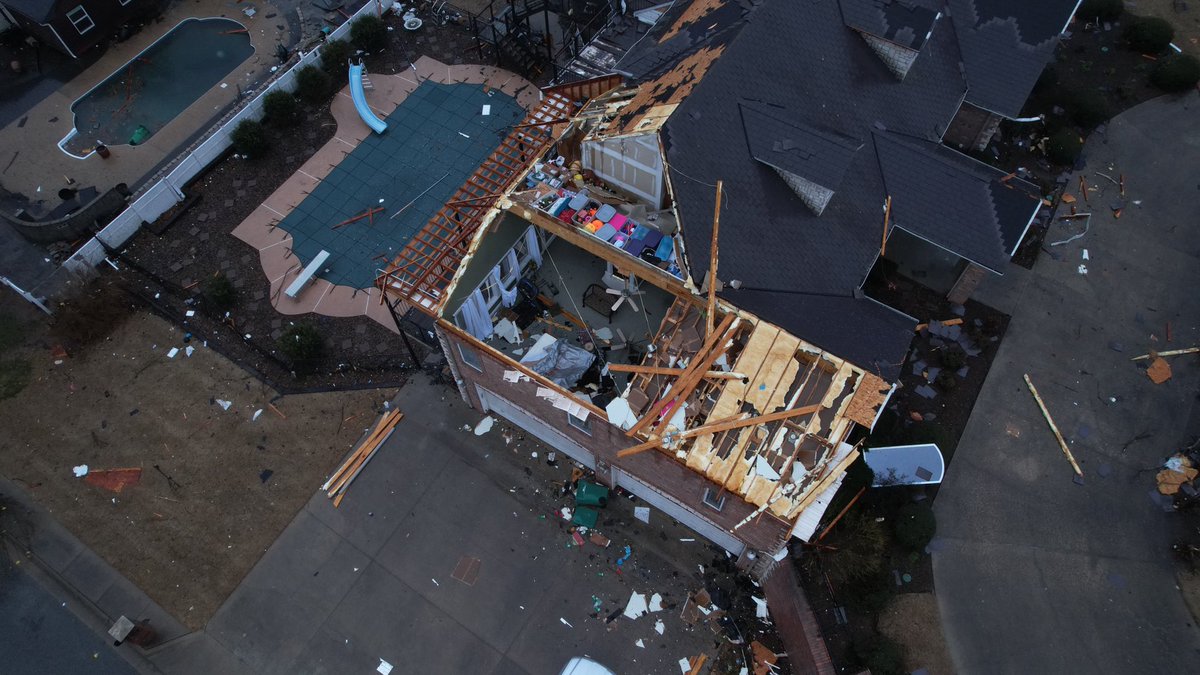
763, 561, 835, 675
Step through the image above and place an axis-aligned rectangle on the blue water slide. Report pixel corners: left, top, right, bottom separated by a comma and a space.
348, 61, 387, 135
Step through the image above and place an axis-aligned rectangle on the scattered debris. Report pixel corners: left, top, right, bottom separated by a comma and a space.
72, 465, 89, 478
752, 596, 769, 620
560, 617, 573, 628
323, 409, 403, 507
634, 506, 651, 524
624, 592, 648, 619
259, 469, 274, 484
635, 639, 645, 648
750, 641, 778, 675
252, 409, 264, 421
1130, 346, 1200, 362
589, 532, 611, 547
1146, 357, 1172, 384
215, 399, 233, 411
654, 618, 665, 635
83, 468, 142, 493
649, 593, 664, 612
377, 659, 393, 675
1024, 374, 1084, 478
474, 416, 494, 435
1157, 455, 1198, 495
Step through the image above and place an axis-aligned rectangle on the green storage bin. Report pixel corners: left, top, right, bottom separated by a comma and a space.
575, 480, 609, 507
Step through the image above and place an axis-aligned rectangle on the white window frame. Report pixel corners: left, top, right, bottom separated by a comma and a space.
702, 487, 726, 512
567, 410, 591, 435
66, 5, 94, 34
457, 342, 482, 372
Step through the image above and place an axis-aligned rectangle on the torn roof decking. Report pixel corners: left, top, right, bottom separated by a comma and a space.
626, 308, 885, 522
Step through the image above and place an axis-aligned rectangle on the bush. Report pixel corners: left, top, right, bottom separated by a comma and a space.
1125, 16, 1174, 54
824, 512, 889, 585
1078, 0, 1123, 22
262, 90, 300, 128
1065, 89, 1110, 129
295, 65, 333, 104
278, 323, 324, 371
1150, 54, 1200, 93
1046, 129, 1083, 166
895, 502, 936, 552
853, 635, 906, 675
939, 345, 966, 370
350, 15, 388, 53
320, 38, 353, 75
844, 570, 895, 615
231, 119, 269, 159
202, 272, 236, 311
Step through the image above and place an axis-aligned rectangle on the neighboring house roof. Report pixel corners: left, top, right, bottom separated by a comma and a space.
873, 131, 1040, 270
3, 0, 58, 23
838, 0, 942, 50
949, 0, 1080, 117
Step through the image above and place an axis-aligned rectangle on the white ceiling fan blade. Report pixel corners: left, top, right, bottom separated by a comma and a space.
611, 296, 626, 312
605, 288, 622, 296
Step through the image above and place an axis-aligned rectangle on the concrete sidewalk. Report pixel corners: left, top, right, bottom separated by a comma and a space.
933, 92, 1200, 673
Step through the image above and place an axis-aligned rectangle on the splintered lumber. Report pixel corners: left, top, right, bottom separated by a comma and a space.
706, 180, 722, 339
1130, 346, 1200, 361
1023, 374, 1083, 477
323, 409, 403, 500
605, 363, 745, 380
687, 654, 708, 675
626, 313, 735, 437
680, 404, 821, 440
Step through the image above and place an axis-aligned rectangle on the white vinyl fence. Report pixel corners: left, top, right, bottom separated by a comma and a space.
65, 1, 383, 274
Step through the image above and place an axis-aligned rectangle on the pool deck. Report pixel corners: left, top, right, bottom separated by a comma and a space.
231, 57, 538, 331
0, 0, 288, 205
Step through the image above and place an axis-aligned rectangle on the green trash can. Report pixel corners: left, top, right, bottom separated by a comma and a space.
571, 506, 599, 529
575, 480, 609, 508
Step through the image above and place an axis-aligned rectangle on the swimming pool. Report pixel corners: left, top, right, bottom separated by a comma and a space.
63, 18, 254, 156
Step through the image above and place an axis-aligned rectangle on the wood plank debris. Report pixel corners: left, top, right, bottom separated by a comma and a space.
323, 409, 403, 505
1023, 374, 1083, 478
1146, 357, 1172, 384
1130, 346, 1199, 361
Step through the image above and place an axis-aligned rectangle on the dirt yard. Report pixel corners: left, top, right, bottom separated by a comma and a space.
878, 592, 955, 675
0, 305, 396, 630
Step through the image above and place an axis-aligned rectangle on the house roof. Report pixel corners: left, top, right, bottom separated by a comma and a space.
873, 131, 1040, 271
4, 0, 58, 23
739, 102, 863, 192
838, 0, 941, 50
949, 0, 1080, 117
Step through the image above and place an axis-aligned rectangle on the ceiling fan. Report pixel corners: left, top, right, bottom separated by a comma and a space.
606, 273, 644, 312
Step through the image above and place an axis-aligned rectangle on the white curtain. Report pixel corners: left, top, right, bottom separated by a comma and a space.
459, 289, 493, 341
490, 266, 517, 308
524, 226, 542, 267
502, 250, 520, 304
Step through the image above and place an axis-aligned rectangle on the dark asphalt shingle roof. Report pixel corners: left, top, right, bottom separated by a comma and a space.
739, 102, 863, 192
949, 0, 1079, 117
838, 0, 942, 50
873, 131, 1040, 271
3, 0, 59, 22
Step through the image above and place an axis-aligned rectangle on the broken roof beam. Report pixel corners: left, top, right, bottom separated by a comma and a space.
606, 363, 745, 380
627, 313, 736, 438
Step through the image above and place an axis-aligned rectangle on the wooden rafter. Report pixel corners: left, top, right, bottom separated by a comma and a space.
616, 404, 820, 460
880, 195, 892, 256
605, 363, 744, 380
375, 92, 577, 312
626, 313, 735, 437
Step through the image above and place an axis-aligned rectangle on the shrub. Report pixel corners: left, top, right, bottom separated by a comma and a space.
1150, 54, 1200, 93
231, 119, 269, 159
202, 272, 236, 311
824, 512, 889, 585
895, 502, 936, 552
320, 38, 353, 75
350, 15, 388, 53
1046, 129, 1083, 166
844, 570, 896, 615
939, 345, 966, 370
262, 90, 300, 128
1125, 16, 1174, 54
853, 635, 906, 675
1078, 0, 1123, 22
1066, 89, 1110, 129
295, 65, 333, 103
278, 323, 324, 371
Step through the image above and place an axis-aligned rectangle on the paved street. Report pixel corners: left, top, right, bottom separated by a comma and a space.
148, 375, 749, 674
934, 92, 1200, 673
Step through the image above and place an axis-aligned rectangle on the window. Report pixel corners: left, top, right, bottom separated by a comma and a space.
457, 343, 482, 372
702, 487, 726, 512
67, 6, 94, 34
567, 411, 591, 435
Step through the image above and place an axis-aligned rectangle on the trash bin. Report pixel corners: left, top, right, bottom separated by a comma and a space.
575, 480, 609, 508
571, 506, 599, 529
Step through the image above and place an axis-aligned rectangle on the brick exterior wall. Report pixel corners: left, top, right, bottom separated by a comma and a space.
438, 325, 792, 556
947, 261, 988, 305
859, 32, 919, 80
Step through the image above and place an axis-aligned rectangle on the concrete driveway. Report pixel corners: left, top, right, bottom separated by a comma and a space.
933, 92, 1200, 673
145, 375, 743, 675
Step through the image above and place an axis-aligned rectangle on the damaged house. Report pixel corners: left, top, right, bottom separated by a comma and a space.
375, 0, 1078, 573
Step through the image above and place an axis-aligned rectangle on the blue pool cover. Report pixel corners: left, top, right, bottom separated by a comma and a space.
279, 81, 524, 289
